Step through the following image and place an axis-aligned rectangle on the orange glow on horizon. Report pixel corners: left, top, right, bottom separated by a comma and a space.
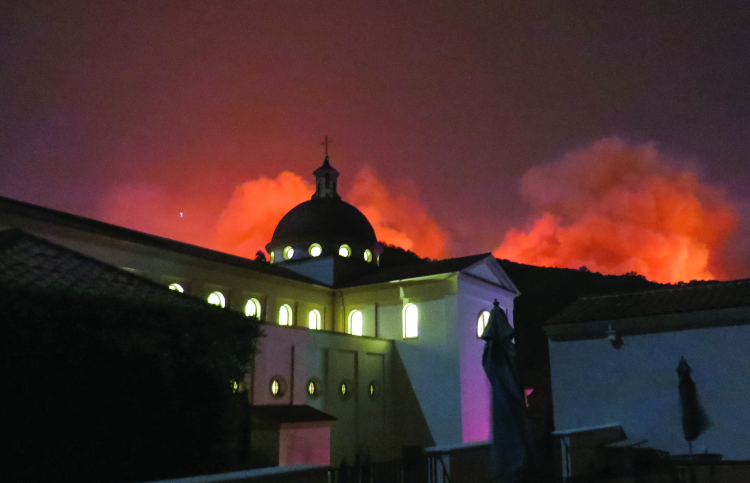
493, 138, 736, 283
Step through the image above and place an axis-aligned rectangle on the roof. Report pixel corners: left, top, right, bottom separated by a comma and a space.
340, 253, 492, 287
268, 197, 376, 250
0, 229, 211, 309
251, 404, 337, 423
547, 278, 750, 325
0, 195, 322, 286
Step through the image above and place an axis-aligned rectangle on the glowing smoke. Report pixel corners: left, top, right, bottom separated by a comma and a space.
347, 169, 448, 260
212, 169, 448, 260
213, 172, 314, 258
493, 138, 736, 283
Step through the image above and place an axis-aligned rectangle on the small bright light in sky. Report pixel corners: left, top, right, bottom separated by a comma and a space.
179, 212, 183, 217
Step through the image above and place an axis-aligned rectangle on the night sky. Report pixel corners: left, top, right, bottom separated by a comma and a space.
2, 1, 749, 282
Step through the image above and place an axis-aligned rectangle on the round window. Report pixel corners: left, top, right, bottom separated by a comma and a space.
307, 377, 323, 398
270, 376, 287, 398
368, 381, 379, 399
309, 243, 322, 257
364, 249, 372, 262
283, 246, 294, 259
339, 379, 354, 400
339, 244, 351, 257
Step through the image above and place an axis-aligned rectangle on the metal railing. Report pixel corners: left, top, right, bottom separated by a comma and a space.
329, 453, 450, 483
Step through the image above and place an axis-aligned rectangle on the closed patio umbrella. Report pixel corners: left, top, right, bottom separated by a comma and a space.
677, 357, 709, 454
482, 300, 534, 482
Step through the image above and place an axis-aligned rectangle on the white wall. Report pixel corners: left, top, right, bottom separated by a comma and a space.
457, 274, 517, 443
549, 323, 750, 460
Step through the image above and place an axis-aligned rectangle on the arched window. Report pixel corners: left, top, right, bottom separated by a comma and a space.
279, 304, 293, 326
402, 303, 418, 339
309, 243, 322, 257
168, 283, 184, 293
207, 291, 226, 308
308, 309, 321, 330
477, 310, 490, 338
348, 310, 363, 336
245, 298, 261, 318
339, 244, 351, 257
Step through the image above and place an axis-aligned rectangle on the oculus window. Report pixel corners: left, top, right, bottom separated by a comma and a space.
348, 310, 363, 336
270, 376, 287, 397
364, 249, 373, 262
307, 377, 322, 397
283, 246, 294, 259
477, 310, 490, 338
245, 298, 261, 318
279, 304, 293, 326
308, 309, 322, 330
207, 291, 226, 308
339, 244, 351, 257
168, 283, 184, 293
309, 243, 322, 257
402, 303, 418, 339
269, 251, 275, 263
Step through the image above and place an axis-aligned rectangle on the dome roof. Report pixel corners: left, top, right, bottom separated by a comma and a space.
268, 198, 376, 249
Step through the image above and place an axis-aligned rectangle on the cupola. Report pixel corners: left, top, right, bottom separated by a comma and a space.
265, 143, 383, 286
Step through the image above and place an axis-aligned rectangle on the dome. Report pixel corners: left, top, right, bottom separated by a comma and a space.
268, 198, 376, 249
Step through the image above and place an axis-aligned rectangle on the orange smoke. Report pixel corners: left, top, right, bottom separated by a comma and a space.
213, 172, 314, 258
347, 170, 448, 259
212, 169, 448, 260
493, 138, 736, 283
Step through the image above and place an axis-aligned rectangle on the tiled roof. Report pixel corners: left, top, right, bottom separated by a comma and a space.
251, 404, 337, 423
0, 229, 210, 309
340, 253, 491, 287
547, 278, 750, 325
0, 195, 322, 286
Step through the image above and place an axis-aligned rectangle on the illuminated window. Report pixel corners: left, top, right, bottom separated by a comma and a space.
270, 251, 275, 263
245, 298, 261, 318
283, 246, 294, 259
368, 381, 379, 399
341, 382, 347, 395
308, 309, 321, 330
309, 243, 322, 257
207, 291, 226, 308
348, 310, 363, 336
307, 377, 322, 398
270, 376, 286, 397
477, 310, 490, 338
168, 283, 184, 293
279, 304, 293, 326
339, 244, 351, 257
364, 249, 372, 262
403, 303, 418, 339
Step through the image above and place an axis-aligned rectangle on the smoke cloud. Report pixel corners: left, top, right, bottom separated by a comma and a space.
347, 170, 448, 260
213, 172, 314, 258
211, 169, 448, 260
493, 138, 736, 283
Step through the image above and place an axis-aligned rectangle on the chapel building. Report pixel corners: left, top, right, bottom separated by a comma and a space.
0, 155, 520, 467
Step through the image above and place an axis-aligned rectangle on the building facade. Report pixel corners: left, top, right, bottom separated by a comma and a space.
0, 156, 519, 467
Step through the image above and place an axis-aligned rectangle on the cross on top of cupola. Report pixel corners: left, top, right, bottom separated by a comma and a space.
312, 136, 340, 200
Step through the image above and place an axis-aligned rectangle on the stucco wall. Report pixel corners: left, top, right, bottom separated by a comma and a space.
549, 323, 750, 460
457, 274, 517, 443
